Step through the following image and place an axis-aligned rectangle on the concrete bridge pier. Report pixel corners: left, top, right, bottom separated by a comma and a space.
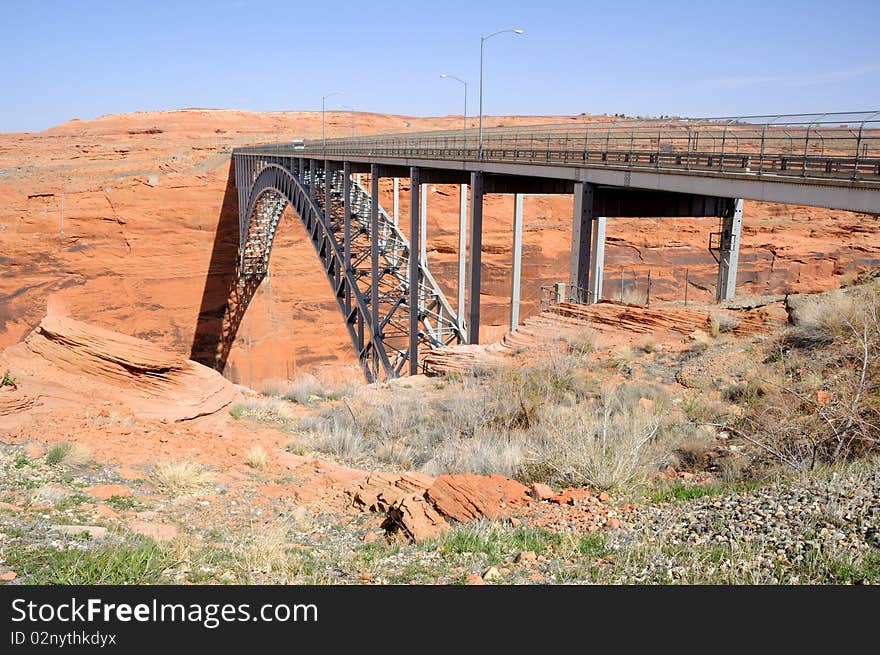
589, 216, 607, 302
569, 182, 596, 303
324, 160, 333, 226
408, 167, 422, 374
457, 184, 467, 334
510, 194, 525, 331
716, 198, 744, 302
393, 177, 399, 226
467, 172, 484, 344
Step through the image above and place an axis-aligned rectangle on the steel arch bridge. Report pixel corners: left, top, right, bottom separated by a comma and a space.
233, 153, 463, 382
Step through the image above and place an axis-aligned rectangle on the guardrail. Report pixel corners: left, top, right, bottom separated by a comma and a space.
238, 111, 880, 183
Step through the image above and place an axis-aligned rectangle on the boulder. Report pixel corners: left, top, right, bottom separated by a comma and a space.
384, 494, 448, 542
426, 474, 530, 522
528, 482, 555, 501
348, 471, 434, 513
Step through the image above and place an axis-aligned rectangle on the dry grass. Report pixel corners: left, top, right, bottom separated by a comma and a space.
609, 347, 635, 373
621, 287, 647, 306
689, 329, 713, 351
245, 445, 267, 470
709, 312, 740, 337
230, 397, 294, 423
282, 373, 328, 405
731, 281, 880, 471
525, 387, 665, 489
44, 442, 92, 468
153, 460, 213, 494
262, 372, 360, 406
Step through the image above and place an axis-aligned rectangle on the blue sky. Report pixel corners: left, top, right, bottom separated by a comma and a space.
1, 0, 878, 132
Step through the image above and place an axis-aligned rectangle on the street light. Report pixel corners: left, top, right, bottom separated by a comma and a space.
478, 28, 524, 159
322, 91, 344, 153
338, 104, 356, 138
440, 74, 468, 154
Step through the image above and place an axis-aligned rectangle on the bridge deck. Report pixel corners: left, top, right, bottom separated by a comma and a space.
237, 112, 880, 213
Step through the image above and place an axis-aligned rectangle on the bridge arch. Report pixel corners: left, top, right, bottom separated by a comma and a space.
234, 157, 462, 382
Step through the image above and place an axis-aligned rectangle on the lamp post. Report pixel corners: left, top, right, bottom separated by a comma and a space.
478, 28, 524, 159
322, 91, 344, 153
440, 74, 467, 154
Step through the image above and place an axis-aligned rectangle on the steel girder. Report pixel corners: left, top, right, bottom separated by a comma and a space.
234, 154, 463, 381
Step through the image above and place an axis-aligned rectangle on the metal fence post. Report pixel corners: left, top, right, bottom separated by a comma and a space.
684, 268, 689, 307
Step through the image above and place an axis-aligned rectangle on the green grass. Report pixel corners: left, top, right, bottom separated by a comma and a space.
576, 533, 609, 557
645, 481, 759, 505
427, 523, 563, 564
5, 541, 173, 584
105, 495, 139, 511
52, 493, 90, 512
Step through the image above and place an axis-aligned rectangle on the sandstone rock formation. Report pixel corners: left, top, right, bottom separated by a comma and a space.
2, 109, 877, 389
2, 316, 238, 422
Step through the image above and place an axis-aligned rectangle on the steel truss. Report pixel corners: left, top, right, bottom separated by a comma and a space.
234, 154, 463, 382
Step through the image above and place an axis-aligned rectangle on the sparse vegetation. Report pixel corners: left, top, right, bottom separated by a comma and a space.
524, 387, 664, 489
5, 540, 172, 584
731, 281, 880, 471
709, 312, 740, 337
44, 442, 92, 468
621, 287, 647, 306
153, 460, 213, 494
245, 445, 267, 470
1, 368, 16, 387
261, 372, 360, 406
609, 347, 635, 374
230, 397, 294, 423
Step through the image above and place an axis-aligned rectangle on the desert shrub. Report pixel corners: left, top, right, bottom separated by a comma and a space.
1, 369, 16, 387
608, 348, 635, 374
560, 329, 594, 357
709, 312, 740, 337
309, 419, 369, 462
153, 460, 213, 494
731, 284, 880, 470
282, 373, 327, 405
688, 330, 713, 352
230, 397, 294, 423
523, 386, 664, 490
45, 442, 92, 468
245, 445, 267, 469
422, 432, 525, 478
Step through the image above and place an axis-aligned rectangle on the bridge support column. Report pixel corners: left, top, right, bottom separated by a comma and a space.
409, 167, 421, 375
308, 159, 316, 200
420, 184, 428, 265
393, 177, 399, 226
457, 183, 467, 333
589, 216, 607, 303
342, 162, 352, 312
716, 198, 743, 302
569, 182, 596, 303
370, 164, 381, 377
467, 172, 484, 344
324, 160, 332, 227
510, 194, 524, 331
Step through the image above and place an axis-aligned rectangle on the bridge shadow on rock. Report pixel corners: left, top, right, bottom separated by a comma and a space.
189, 162, 264, 374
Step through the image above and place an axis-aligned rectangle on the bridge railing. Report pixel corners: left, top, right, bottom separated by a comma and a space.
241, 111, 880, 183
